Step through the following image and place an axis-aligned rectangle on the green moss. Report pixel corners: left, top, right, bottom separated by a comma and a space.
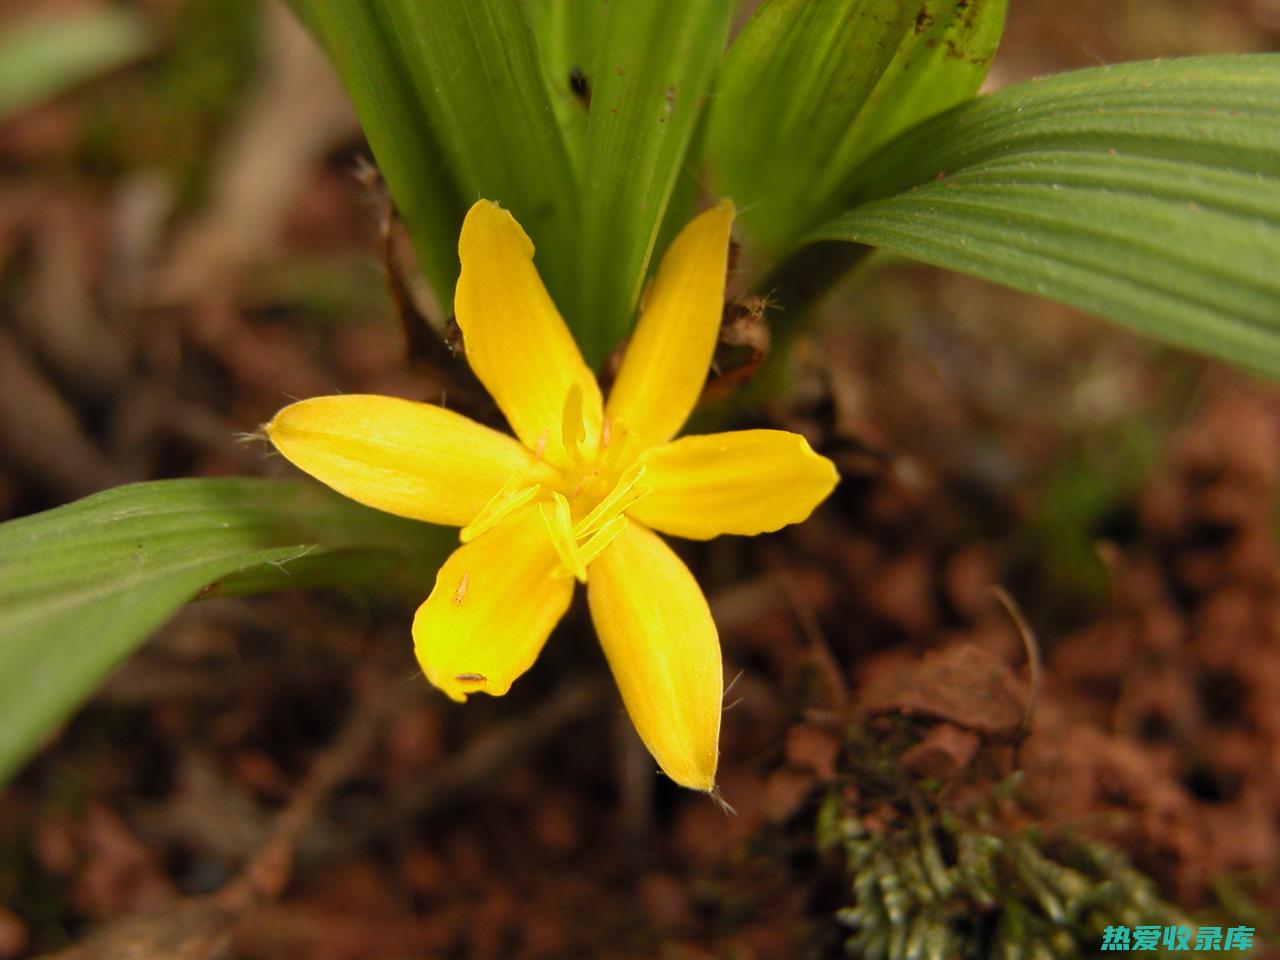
818, 722, 1199, 959
822, 792, 1196, 959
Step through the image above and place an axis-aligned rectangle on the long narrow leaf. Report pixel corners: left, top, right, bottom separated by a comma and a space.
0, 479, 450, 783
523, 0, 605, 176
814, 56, 1280, 378
706, 0, 919, 257
289, 1, 465, 306
834, 0, 1007, 182
374, 0, 580, 320
572, 0, 734, 364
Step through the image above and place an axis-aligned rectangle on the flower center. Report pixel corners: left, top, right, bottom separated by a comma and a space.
458, 394, 650, 582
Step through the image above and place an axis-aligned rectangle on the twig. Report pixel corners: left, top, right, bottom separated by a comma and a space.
779, 570, 850, 711
43, 677, 602, 959
352, 159, 494, 420
355, 159, 449, 367
304, 678, 604, 864
220, 671, 417, 910
990, 585, 1042, 740
40, 672, 414, 960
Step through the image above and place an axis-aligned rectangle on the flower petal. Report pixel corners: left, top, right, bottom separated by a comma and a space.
267, 394, 538, 527
628, 429, 838, 540
605, 200, 735, 449
413, 504, 573, 702
455, 200, 603, 465
587, 521, 722, 790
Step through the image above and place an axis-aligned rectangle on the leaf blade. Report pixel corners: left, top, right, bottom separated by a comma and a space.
288, 0, 466, 306
709, 0, 1009, 254
373, 0, 580, 318
523, 0, 606, 176
572, 0, 735, 364
0, 479, 450, 783
813, 55, 1280, 377
833, 0, 1007, 184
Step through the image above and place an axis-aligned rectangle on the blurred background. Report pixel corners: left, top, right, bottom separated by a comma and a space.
2, 1, 1280, 958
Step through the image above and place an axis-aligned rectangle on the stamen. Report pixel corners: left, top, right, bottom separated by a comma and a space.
573, 460, 651, 539
534, 428, 549, 463
573, 514, 628, 568
460, 472, 540, 543
561, 383, 586, 460
539, 493, 586, 582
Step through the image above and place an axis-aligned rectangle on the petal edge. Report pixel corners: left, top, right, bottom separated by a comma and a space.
455, 200, 603, 466
413, 504, 573, 702
628, 429, 838, 540
267, 394, 534, 528
606, 200, 735, 450
587, 521, 722, 790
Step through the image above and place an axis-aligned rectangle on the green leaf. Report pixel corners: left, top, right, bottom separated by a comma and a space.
837, 0, 1007, 178
523, 0, 605, 174
0, 8, 151, 121
813, 55, 1280, 378
289, 0, 733, 360
570, 0, 735, 365
652, 110, 711, 277
706, 0, 921, 257
288, 1, 465, 307
372, 0, 579, 319
0, 479, 450, 784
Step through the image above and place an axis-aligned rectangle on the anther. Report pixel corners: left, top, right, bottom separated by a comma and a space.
540, 493, 586, 582
561, 383, 586, 460
460, 472, 540, 543
572, 514, 628, 569
573, 460, 650, 539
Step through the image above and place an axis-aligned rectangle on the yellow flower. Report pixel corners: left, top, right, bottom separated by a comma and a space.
266, 199, 837, 791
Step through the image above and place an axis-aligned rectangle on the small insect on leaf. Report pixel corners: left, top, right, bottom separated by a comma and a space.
452, 571, 470, 606
569, 66, 590, 108
454, 673, 487, 683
